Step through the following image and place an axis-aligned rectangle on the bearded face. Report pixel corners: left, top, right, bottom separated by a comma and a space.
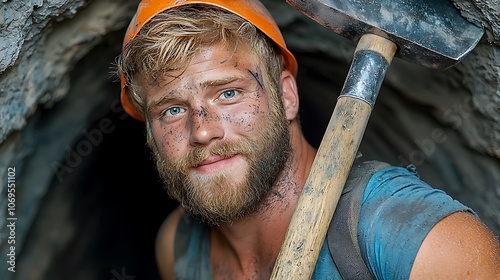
147, 92, 291, 226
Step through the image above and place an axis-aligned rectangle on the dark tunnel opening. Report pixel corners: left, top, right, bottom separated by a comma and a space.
18, 28, 178, 279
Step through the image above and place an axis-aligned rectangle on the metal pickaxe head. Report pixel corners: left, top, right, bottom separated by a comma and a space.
287, 0, 484, 70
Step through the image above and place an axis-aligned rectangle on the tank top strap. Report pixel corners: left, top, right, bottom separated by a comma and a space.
174, 214, 213, 279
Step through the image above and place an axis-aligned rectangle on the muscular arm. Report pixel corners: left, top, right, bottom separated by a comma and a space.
410, 211, 500, 279
155, 207, 184, 280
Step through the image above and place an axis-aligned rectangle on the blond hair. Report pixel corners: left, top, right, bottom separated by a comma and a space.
116, 5, 285, 117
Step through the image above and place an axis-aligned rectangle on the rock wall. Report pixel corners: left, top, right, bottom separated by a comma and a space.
0, 0, 498, 279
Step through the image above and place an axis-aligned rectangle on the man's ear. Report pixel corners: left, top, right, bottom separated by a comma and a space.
280, 70, 299, 121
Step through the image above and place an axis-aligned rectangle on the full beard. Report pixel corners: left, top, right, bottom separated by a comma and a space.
147, 104, 291, 226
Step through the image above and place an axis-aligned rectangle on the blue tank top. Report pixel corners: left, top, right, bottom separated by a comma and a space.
173, 166, 473, 279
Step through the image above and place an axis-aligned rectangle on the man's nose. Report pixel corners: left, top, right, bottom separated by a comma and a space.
188, 107, 224, 145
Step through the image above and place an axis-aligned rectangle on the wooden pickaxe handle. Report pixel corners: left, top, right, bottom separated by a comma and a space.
271, 34, 397, 279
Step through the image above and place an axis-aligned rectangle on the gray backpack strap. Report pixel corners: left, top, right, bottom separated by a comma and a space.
327, 160, 391, 279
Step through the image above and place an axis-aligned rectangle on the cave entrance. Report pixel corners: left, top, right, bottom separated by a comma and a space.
17, 29, 177, 280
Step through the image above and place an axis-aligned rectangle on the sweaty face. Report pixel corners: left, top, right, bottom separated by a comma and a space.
143, 42, 291, 225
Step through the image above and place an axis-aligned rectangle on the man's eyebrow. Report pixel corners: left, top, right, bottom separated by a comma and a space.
199, 75, 246, 88
147, 92, 177, 114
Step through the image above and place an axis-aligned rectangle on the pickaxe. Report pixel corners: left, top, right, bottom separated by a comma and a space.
270, 0, 484, 278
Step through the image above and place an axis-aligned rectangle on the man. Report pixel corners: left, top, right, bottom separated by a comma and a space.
116, 0, 500, 279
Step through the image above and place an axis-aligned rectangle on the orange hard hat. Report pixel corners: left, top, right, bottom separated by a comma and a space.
120, 0, 298, 121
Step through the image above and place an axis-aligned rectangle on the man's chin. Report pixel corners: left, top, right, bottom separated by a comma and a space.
185, 188, 260, 226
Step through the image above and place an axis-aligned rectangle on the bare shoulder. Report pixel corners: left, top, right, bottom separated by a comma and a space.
155, 206, 185, 280
410, 211, 500, 279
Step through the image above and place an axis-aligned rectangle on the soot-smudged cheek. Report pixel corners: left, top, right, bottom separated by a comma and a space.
156, 122, 186, 152
223, 103, 267, 133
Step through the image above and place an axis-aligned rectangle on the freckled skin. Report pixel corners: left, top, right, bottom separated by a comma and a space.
143, 42, 277, 191
150, 42, 317, 280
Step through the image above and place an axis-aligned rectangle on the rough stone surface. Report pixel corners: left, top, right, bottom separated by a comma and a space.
0, 0, 139, 278
0, 0, 138, 143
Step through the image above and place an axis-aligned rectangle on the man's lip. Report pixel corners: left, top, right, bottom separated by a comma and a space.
192, 154, 241, 174
197, 155, 232, 167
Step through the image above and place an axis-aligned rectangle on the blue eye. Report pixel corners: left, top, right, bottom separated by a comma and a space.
165, 107, 185, 116
220, 89, 238, 99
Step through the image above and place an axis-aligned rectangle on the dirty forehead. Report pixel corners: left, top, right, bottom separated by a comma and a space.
120, 0, 297, 122
141, 42, 266, 104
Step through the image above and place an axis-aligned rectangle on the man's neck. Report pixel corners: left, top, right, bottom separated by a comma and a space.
209, 172, 299, 279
